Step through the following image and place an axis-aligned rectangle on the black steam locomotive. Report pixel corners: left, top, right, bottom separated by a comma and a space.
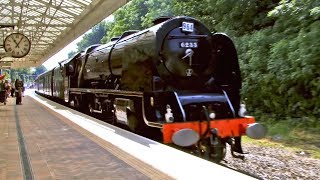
35, 16, 266, 162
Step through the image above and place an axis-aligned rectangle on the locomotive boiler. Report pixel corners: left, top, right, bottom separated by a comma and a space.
35, 16, 266, 162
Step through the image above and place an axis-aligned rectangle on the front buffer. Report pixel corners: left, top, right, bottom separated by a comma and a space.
143, 91, 267, 162
162, 116, 266, 162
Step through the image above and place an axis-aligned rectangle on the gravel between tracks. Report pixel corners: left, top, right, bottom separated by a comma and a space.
220, 143, 320, 180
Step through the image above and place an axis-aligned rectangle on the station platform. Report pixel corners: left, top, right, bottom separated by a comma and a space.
0, 89, 255, 180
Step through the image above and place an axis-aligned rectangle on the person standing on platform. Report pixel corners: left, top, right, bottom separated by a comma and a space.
15, 79, 23, 105
11, 79, 15, 97
0, 80, 10, 104
4, 80, 11, 99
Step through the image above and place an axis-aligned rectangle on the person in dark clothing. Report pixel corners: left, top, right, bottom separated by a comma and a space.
1, 80, 10, 105
11, 79, 15, 97
15, 79, 23, 105
4, 80, 10, 100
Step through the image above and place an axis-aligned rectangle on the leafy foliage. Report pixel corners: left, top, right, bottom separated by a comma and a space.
239, 0, 320, 120
102, 0, 173, 42
1, 66, 46, 86
34, 65, 47, 76
76, 21, 107, 51
172, 0, 279, 36
67, 50, 77, 59
104, 0, 147, 41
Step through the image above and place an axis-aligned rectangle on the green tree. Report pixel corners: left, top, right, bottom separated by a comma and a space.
237, 0, 320, 119
10, 68, 33, 84
34, 65, 47, 76
104, 0, 173, 42
105, 0, 147, 41
141, 0, 173, 28
76, 21, 107, 51
101, 21, 116, 43
68, 50, 77, 58
172, 0, 278, 36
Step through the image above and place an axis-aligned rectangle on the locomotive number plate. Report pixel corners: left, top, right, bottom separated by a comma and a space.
180, 42, 198, 48
182, 22, 194, 32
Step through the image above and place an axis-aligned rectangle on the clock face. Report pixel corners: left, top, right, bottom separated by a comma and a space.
4, 33, 31, 58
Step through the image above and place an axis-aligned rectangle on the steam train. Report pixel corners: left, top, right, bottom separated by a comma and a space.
35, 16, 266, 162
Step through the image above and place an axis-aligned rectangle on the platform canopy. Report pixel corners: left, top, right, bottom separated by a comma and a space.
0, 0, 129, 69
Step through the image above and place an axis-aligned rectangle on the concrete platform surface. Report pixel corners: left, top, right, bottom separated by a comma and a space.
0, 92, 172, 179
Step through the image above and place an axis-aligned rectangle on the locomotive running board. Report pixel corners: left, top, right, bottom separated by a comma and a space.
68, 88, 143, 97
69, 88, 164, 128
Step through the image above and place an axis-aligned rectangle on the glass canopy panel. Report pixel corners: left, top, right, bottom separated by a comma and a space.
0, 0, 129, 68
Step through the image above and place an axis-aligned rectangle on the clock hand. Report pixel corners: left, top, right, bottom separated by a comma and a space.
16, 37, 24, 48
13, 38, 19, 46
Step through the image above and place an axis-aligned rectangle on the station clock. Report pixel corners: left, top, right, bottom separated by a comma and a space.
4, 32, 31, 58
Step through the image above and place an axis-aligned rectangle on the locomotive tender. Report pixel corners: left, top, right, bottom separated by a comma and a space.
35, 16, 266, 162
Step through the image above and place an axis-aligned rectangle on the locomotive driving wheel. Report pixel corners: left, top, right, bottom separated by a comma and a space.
209, 139, 226, 163
199, 137, 226, 163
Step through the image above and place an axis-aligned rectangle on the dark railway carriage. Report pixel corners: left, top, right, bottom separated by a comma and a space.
35, 70, 52, 96
36, 59, 70, 102
34, 72, 44, 94
51, 58, 76, 103
36, 16, 266, 162
52, 65, 65, 100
